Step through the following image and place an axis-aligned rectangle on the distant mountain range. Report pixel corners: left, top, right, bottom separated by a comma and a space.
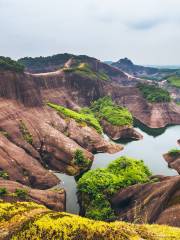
110, 58, 180, 81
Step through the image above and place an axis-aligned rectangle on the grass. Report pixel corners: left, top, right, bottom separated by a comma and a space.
0, 202, 179, 240
77, 156, 151, 221
167, 75, 180, 88
19, 120, 33, 145
47, 102, 102, 134
90, 96, 133, 127
63, 62, 110, 81
137, 83, 171, 103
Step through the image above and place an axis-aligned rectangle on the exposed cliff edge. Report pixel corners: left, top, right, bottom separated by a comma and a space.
0, 202, 180, 240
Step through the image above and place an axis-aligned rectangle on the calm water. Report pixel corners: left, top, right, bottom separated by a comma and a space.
56, 125, 180, 214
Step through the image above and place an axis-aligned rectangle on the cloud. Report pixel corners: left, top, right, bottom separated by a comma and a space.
126, 18, 165, 30
0, 0, 180, 64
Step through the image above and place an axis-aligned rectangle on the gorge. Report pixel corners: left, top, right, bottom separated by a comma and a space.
0, 55, 179, 239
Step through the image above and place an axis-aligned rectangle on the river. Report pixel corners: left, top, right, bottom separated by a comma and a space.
56, 125, 180, 214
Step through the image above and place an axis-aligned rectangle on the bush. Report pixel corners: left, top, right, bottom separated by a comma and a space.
0, 171, 9, 180
90, 96, 133, 126
15, 189, 28, 200
137, 83, 171, 102
0, 188, 7, 196
0, 56, 24, 72
77, 156, 151, 220
74, 149, 90, 167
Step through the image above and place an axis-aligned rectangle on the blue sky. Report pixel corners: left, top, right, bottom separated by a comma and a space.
0, 0, 180, 64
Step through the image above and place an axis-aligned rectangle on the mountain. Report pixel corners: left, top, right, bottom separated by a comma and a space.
112, 57, 179, 81
0, 54, 179, 230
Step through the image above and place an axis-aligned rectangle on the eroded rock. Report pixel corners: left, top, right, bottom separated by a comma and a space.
0, 179, 65, 211
111, 176, 180, 227
163, 152, 180, 174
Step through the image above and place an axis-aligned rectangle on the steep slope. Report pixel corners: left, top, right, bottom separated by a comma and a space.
0, 202, 180, 240
111, 175, 180, 227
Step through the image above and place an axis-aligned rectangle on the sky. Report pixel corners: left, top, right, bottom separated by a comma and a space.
0, 0, 180, 65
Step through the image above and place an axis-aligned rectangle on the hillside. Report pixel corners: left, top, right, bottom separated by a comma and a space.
0, 202, 180, 240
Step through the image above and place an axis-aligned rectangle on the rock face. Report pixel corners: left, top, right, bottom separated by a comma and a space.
111, 176, 180, 227
0, 70, 124, 188
163, 152, 180, 174
106, 85, 180, 128
0, 180, 65, 211
101, 119, 143, 141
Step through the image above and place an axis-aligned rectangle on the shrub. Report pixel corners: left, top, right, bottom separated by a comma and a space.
15, 189, 28, 200
0, 171, 9, 180
137, 83, 171, 102
77, 156, 151, 221
90, 96, 133, 126
0, 188, 7, 196
168, 148, 180, 157
74, 149, 90, 167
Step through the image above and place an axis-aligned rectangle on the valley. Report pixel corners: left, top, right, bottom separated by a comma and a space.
0, 54, 179, 238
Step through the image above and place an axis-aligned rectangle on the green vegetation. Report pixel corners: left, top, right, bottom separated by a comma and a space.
19, 120, 33, 145
18, 53, 74, 72
47, 102, 102, 133
0, 202, 179, 240
90, 96, 133, 126
77, 156, 151, 221
0, 171, 9, 180
168, 148, 180, 157
63, 62, 110, 81
0, 188, 7, 196
167, 75, 180, 88
0, 56, 24, 72
73, 149, 91, 167
137, 83, 171, 102
15, 188, 28, 200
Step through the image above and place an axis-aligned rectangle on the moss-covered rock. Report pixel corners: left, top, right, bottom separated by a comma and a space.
0, 202, 179, 240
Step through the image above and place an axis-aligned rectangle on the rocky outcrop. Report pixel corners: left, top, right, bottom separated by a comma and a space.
0, 202, 180, 240
111, 176, 180, 227
101, 119, 143, 141
163, 152, 180, 174
0, 180, 65, 211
